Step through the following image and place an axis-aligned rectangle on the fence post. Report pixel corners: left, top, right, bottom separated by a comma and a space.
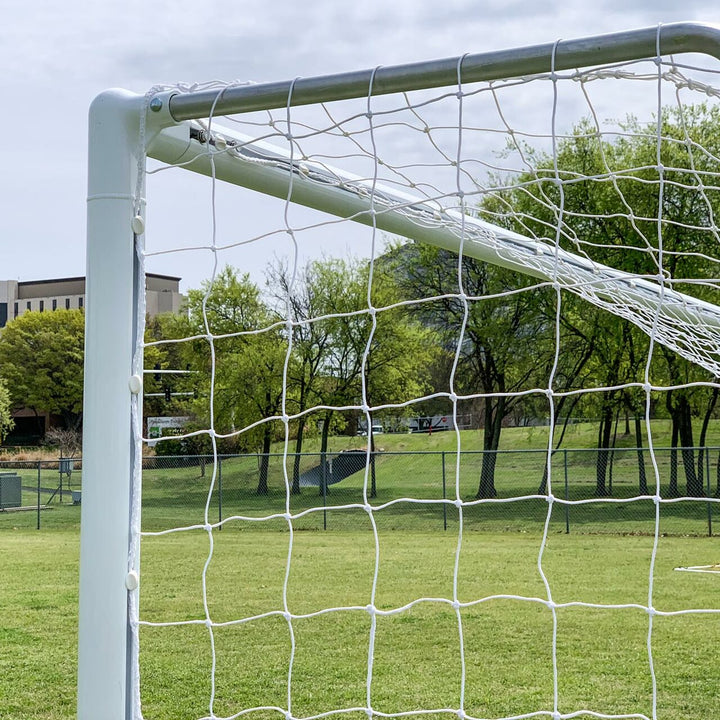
37, 461, 41, 530
706, 448, 712, 537
218, 456, 223, 531
441, 451, 447, 531
564, 449, 570, 534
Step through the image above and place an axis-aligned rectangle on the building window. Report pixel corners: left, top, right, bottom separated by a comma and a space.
52, 299, 57, 311
39, 300, 44, 312
79, 297, 84, 309
14, 302, 18, 318
26, 301, 31, 311
65, 298, 70, 310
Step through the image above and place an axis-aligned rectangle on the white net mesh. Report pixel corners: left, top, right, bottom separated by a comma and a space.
130, 44, 720, 720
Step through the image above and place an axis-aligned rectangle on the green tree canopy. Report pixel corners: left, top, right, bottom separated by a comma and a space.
0, 310, 85, 429
484, 104, 720, 496
181, 266, 288, 493
0, 379, 14, 442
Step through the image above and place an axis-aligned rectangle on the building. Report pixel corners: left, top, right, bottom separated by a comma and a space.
0, 273, 185, 444
0, 273, 183, 328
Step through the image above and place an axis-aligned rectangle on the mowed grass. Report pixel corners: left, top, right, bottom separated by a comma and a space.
136, 446, 720, 537
5, 421, 720, 534
2, 422, 720, 718
2, 527, 720, 720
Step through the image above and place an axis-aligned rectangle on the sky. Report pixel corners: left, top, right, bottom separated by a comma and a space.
1, 0, 718, 293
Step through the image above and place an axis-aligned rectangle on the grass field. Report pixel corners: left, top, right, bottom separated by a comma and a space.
2, 528, 720, 719
2, 424, 720, 719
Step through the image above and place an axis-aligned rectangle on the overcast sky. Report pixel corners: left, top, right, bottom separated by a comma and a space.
1, 0, 718, 292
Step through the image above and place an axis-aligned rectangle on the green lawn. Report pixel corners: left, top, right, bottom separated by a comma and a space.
2, 529, 720, 719
2, 423, 720, 719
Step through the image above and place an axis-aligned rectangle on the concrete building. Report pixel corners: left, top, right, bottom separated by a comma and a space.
0, 273, 183, 328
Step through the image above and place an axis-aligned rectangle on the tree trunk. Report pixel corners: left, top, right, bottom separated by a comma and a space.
697, 388, 718, 491
369, 430, 377, 499
608, 408, 620, 496
537, 394, 583, 495
677, 395, 702, 497
635, 414, 648, 495
478, 451, 498, 499
596, 405, 613, 496
476, 396, 504, 499
291, 380, 310, 495
292, 420, 304, 495
669, 421, 679, 498
257, 428, 272, 495
319, 410, 332, 496
538, 463, 549, 496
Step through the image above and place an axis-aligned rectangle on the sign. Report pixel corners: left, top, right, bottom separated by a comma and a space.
147, 416, 190, 439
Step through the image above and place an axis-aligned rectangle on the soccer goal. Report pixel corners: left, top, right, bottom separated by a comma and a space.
79, 22, 720, 720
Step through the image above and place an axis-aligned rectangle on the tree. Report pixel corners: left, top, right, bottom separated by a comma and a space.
184, 266, 289, 494
0, 380, 14, 443
488, 105, 720, 496
143, 312, 197, 420
0, 310, 85, 430
266, 259, 335, 494
286, 256, 437, 497
386, 242, 555, 498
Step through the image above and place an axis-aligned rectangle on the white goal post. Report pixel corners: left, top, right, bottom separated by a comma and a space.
78, 22, 720, 720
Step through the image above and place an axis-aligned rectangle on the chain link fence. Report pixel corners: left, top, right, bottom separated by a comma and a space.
0, 458, 81, 529
2, 447, 719, 534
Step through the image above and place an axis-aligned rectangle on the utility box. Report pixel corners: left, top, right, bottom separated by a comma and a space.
59, 458, 74, 475
0, 473, 22, 509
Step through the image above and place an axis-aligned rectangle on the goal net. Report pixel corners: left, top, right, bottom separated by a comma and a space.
79, 22, 720, 720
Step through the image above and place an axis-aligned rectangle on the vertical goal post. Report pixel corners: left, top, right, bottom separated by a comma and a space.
79, 21, 720, 720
